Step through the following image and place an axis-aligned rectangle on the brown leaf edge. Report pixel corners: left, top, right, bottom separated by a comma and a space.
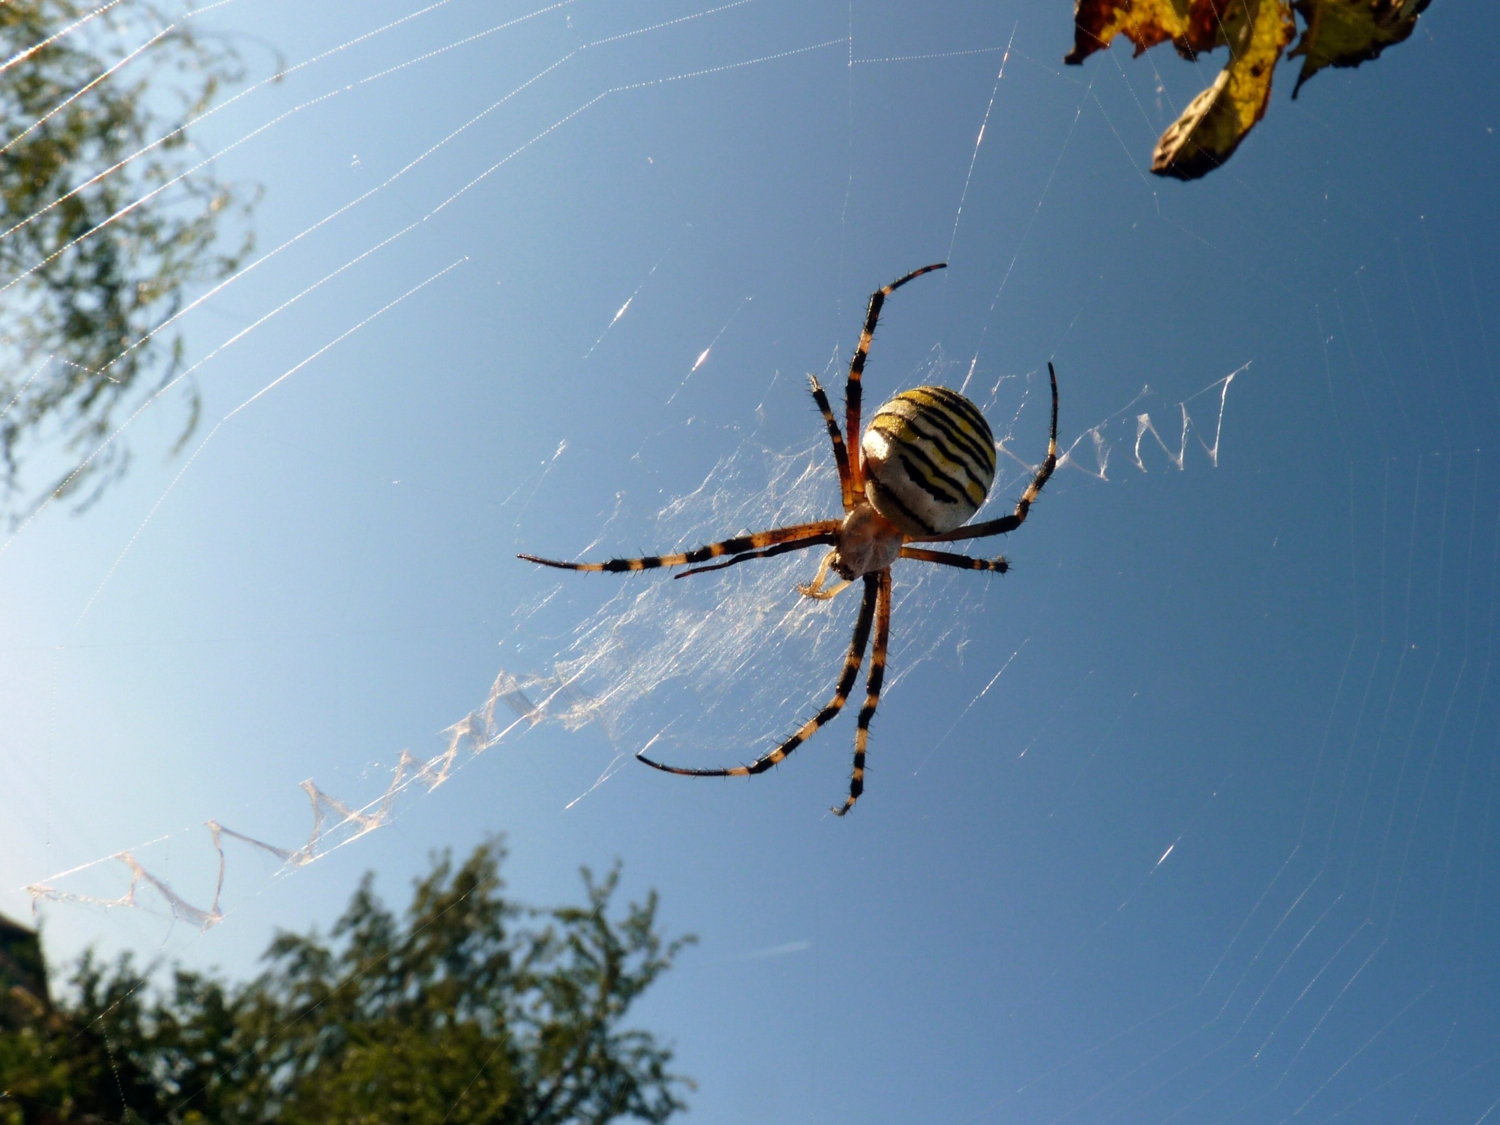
1066, 0, 1191, 65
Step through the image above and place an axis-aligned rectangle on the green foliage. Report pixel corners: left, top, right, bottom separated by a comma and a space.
0, 840, 695, 1125
0, 0, 253, 521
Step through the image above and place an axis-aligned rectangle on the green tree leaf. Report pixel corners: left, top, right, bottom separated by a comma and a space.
0, 839, 694, 1125
0, 0, 255, 523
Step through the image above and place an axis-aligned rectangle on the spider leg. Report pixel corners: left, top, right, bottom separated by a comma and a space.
899, 546, 1009, 573
519, 520, 842, 573
833, 568, 892, 816
844, 263, 948, 496
673, 533, 838, 579
797, 550, 853, 601
636, 573, 880, 778
807, 375, 855, 512
804, 578, 854, 601
912, 362, 1058, 545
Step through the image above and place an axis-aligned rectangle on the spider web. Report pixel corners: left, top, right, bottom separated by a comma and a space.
22, 351, 1238, 925
495, 359, 1239, 790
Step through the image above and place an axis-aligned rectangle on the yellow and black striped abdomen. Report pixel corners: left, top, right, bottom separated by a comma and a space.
860, 386, 996, 536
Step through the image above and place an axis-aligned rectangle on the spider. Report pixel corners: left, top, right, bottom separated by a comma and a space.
520, 263, 1059, 815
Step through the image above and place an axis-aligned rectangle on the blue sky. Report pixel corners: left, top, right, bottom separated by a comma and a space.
2, 0, 1498, 1121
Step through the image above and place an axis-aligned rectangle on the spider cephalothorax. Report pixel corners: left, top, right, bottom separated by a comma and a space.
521, 263, 1059, 815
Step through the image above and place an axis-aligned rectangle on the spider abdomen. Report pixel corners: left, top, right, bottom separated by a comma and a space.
860, 386, 997, 536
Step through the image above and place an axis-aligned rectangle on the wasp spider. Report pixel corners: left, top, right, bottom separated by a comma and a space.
521, 263, 1059, 815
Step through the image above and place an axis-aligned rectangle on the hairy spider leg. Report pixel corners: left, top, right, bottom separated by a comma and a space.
673, 533, 839, 579
899, 546, 1010, 572
914, 362, 1058, 545
636, 572, 880, 779
834, 568, 892, 816
844, 263, 948, 495
807, 375, 855, 512
519, 519, 843, 573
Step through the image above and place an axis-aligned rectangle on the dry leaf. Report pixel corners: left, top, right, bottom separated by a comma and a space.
1065, 0, 1192, 64
1152, 0, 1295, 179
1066, 0, 1427, 179
1289, 0, 1430, 96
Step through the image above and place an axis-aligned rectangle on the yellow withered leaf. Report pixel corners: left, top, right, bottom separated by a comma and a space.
1152, 0, 1295, 180
1289, 0, 1430, 97
1065, 0, 1426, 180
